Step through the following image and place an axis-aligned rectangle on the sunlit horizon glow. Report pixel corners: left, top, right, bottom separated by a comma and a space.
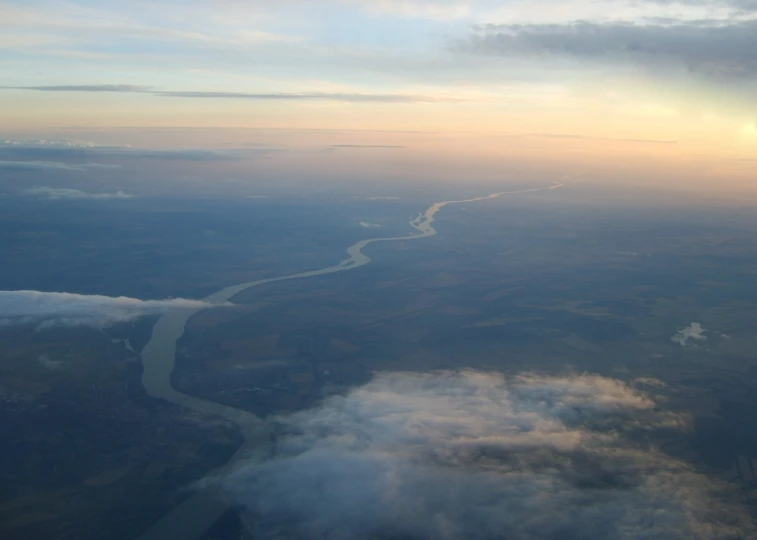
2, 0, 756, 197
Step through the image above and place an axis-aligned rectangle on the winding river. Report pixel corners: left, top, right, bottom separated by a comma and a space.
135, 183, 562, 540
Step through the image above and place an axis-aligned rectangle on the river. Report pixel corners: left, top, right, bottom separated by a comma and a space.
135, 183, 562, 540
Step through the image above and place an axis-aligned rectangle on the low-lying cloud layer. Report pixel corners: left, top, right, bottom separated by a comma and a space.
0, 139, 249, 162
219, 370, 754, 540
0, 290, 224, 328
0, 160, 118, 171
23, 187, 133, 200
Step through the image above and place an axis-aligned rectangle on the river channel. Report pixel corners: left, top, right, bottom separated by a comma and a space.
135, 183, 562, 539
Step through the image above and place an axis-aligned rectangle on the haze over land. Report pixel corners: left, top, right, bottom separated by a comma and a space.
2, 0, 757, 198
2, 1, 757, 540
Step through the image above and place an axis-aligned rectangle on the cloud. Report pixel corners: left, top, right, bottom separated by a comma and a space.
11, 84, 150, 93
154, 91, 439, 103
345, 0, 472, 19
0, 140, 246, 162
671, 322, 707, 346
23, 187, 133, 200
461, 19, 757, 82
644, 0, 757, 13
217, 370, 753, 540
37, 355, 64, 370
331, 144, 406, 149
0, 160, 88, 171
633, 376, 667, 388
0, 290, 226, 329
1, 139, 100, 148
359, 221, 382, 228
6, 87, 442, 103
520, 134, 678, 144
1, 161, 121, 172
89, 148, 244, 160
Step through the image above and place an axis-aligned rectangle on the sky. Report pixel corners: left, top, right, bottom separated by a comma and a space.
2, 0, 757, 196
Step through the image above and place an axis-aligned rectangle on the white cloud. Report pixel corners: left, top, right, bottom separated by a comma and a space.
671, 322, 707, 346
23, 187, 133, 200
1, 139, 101, 148
347, 0, 472, 19
0, 161, 85, 171
359, 221, 382, 228
0, 160, 121, 171
0, 290, 227, 328
217, 370, 752, 539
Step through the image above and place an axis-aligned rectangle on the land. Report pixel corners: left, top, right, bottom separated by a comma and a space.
4, 185, 757, 538
0, 323, 243, 540
175, 194, 757, 481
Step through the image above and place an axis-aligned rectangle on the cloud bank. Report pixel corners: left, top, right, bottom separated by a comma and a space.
218, 370, 753, 540
0, 140, 248, 162
0, 160, 118, 171
0, 290, 225, 328
644, 0, 757, 13
462, 19, 757, 82
23, 187, 133, 200
1, 139, 100, 148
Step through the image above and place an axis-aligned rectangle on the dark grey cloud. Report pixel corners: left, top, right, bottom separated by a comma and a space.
154, 91, 438, 103
10, 84, 151, 93
215, 370, 754, 540
462, 19, 757, 82
643, 0, 757, 13
0, 290, 226, 329
6, 86, 440, 103
331, 144, 406, 148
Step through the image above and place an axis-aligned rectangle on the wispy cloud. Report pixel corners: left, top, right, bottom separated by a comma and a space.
7, 86, 443, 103
0, 290, 228, 329
331, 144, 406, 149
23, 187, 133, 200
216, 370, 753, 539
155, 91, 440, 103
11, 84, 150, 92
521, 134, 679, 144
359, 221, 382, 228
0, 160, 118, 171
